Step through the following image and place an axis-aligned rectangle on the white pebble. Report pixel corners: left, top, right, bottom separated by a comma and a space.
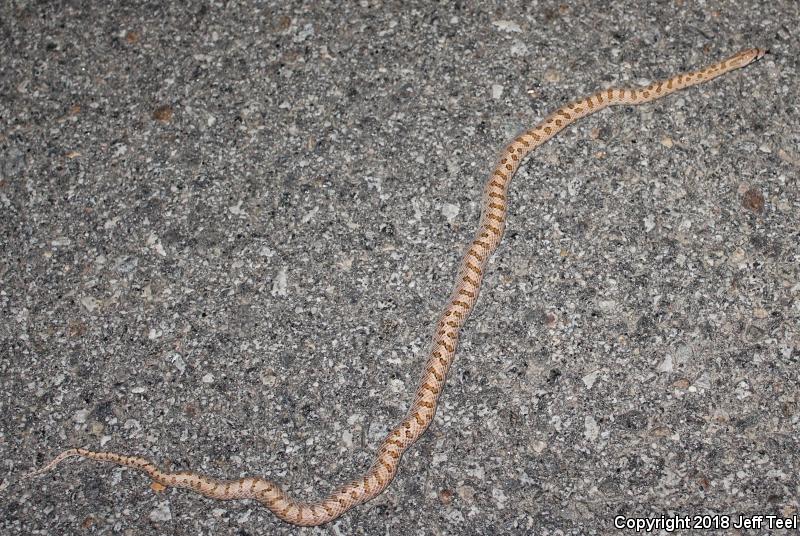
149, 501, 172, 522
582, 370, 600, 389
584, 415, 599, 441
271, 267, 288, 297
492, 20, 521, 33
492, 84, 504, 100
441, 202, 459, 224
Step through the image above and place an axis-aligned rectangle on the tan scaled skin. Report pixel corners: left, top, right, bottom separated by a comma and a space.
28, 48, 767, 526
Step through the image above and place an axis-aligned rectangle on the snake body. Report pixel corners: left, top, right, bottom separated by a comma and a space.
29, 48, 766, 526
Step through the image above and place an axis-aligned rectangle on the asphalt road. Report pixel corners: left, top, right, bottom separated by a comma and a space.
2, 1, 798, 534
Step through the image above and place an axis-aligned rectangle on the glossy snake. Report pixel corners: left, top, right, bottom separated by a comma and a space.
29, 48, 767, 526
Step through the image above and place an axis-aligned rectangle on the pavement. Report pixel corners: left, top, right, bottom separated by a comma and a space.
1, 1, 798, 534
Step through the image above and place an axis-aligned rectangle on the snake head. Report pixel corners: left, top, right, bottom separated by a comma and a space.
730, 48, 768, 68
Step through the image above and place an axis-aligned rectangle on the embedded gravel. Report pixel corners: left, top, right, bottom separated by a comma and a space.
1, 2, 798, 535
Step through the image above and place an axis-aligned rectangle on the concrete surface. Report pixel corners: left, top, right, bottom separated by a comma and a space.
1, 1, 798, 535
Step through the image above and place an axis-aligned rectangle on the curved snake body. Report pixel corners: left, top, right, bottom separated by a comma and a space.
29, 48, 766, 526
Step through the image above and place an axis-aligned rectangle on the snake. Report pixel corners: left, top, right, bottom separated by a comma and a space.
27, 48, 767, 527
